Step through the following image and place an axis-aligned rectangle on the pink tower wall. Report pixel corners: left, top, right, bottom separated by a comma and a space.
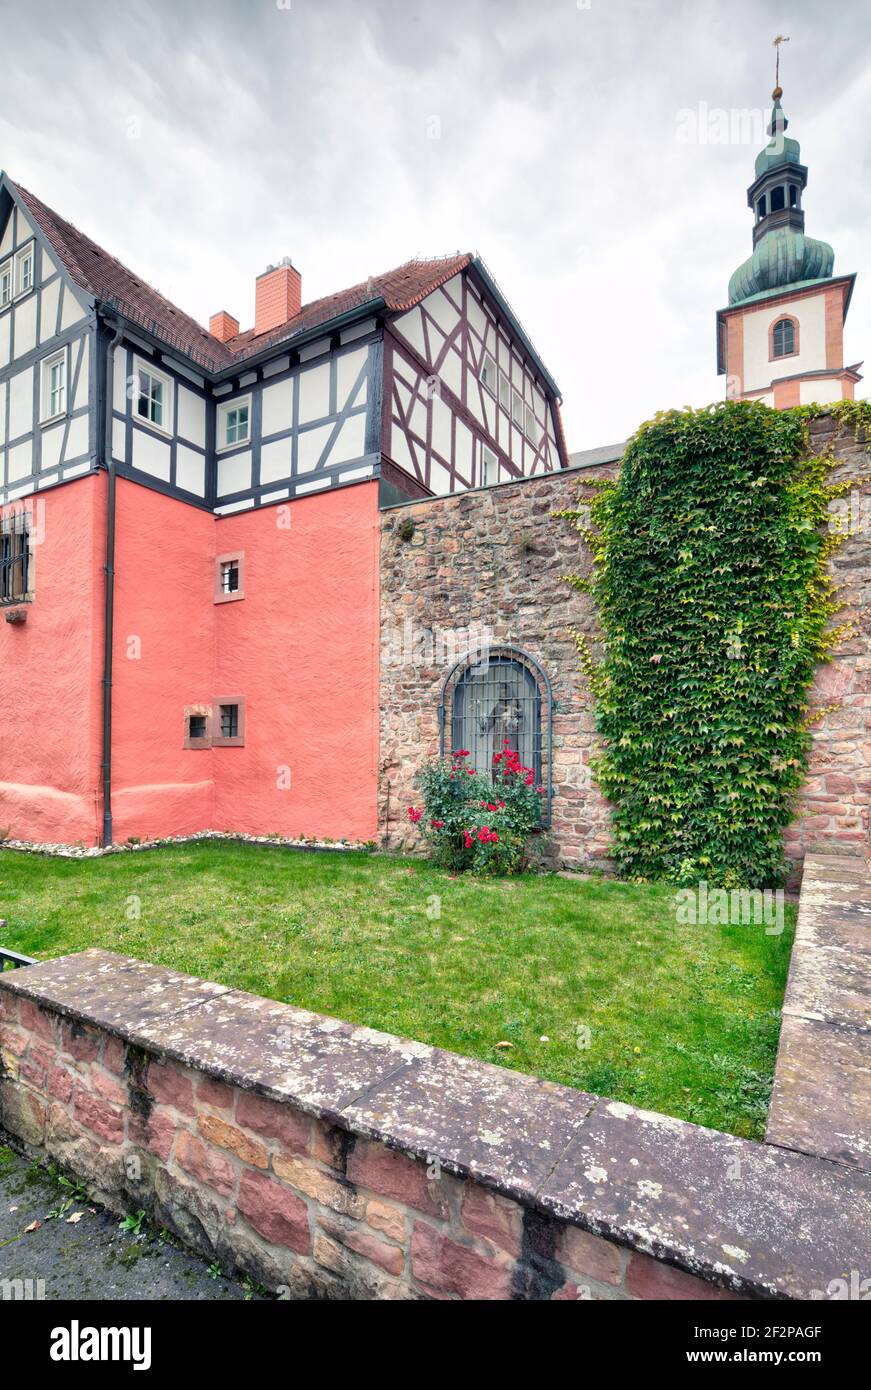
0, 475, 105, 845
212, 482, 381, 842
109, 476, 381, 845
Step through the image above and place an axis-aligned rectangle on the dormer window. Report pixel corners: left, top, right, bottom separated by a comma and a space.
218, 396, 251, 451
771, 318, 796, 359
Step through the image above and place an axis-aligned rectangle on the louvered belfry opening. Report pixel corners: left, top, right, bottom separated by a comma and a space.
439, 647, 554, 826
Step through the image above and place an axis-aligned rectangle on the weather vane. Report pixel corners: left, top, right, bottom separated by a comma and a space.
773, 34, 790, 97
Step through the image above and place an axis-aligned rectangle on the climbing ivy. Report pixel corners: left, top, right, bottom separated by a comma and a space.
560, 399, 859, 888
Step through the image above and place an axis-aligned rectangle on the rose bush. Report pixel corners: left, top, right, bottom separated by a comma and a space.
407, 743, 547, 874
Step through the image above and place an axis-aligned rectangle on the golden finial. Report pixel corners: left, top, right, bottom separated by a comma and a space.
773, 34, 790, 98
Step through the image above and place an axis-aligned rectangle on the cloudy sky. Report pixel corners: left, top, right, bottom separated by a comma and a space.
2, 0, 869, 448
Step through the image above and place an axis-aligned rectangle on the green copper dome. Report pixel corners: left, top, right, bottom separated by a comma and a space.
728, 227, 834, 305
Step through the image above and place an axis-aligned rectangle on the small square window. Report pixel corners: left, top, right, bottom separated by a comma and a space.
15, 246, 34, 297
218, 396, 252, 451
512, 389, 524, 427
214, 551, 245, 604
184, 705, 212, 748
480, 353, 497, 396
40, 350, 67, 422
0, 260, 12, 308
213, 697, 245, 747
133, 358, 172, 433
524, 405, 537, 440
480, 446, 497, 488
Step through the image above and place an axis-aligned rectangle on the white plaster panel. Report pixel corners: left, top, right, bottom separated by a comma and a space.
72, 337, 90, 411
260, 435, 293, 484
0, 314, 9, 368
8, 438, 32, 481
14, 295, 37, 357
297, 361, 330, 424
41, 422, 64, 471
217, 449, 252, 495
60, 284, 88, 332
261, 377, 294, 438
8, 366, 33, 440
63, 414, 89, 462
327, 411, 366, 466
39, 278, 60, 343
176, 444, 205, 496
132, 426, 171, 482
177, 386, 205, 446
297, 421, 333, 473
336, 347, 367, 408
800, 377, 843, 406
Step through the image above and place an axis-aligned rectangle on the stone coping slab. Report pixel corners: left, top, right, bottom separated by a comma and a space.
767, 854, 871, 1171
2, 948, 871, 1299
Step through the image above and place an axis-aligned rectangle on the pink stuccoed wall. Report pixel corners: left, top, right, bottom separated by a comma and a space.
212, 482, 381, 843
0, 474, 381, 848
0, 475, 105, 845
110, 477, 216, 842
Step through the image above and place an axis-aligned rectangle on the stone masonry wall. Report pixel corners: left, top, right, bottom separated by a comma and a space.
380, 416, 871, 874
379, 465, 616, 868
2, 949, 869, 1301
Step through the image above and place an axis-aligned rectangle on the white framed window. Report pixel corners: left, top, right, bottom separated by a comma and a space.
524, 404, 537, 440
133, 357, 172, 433
498, 371, 510, 412
15, 244, 34, 297
480, 445, 497, 488
217, 395, 251, 451
512, 388, 524, 427
0, 259, 12, 308
40, 349, 67, 423
479, 352, 497, 396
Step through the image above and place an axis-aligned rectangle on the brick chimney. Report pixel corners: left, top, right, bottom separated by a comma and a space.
255, 257, 302, 337
209, 310, 239, 344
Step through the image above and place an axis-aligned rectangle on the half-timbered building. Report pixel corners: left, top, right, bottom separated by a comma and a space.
0, 172, 569, 849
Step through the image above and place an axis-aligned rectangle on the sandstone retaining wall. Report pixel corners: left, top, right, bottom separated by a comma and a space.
1, 949, 869, 1301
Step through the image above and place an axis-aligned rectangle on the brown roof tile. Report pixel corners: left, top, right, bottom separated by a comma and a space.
13, 180, 470, 373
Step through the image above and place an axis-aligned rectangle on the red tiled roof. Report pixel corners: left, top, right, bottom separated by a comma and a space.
13, 180, 471, 373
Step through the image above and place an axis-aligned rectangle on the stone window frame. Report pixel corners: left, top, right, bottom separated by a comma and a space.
213, 697, 246, 748
214, 551, 245, 604
183, 703, 213, 750
769, 314, 800, 362
438, 645, 554, 827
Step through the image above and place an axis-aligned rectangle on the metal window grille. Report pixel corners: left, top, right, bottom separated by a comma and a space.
189, 714, 207, 740
220, 704, 238, 739
221, 561, 239, 594
439, 647, 555, 826
0, 513, 30, 604
773, 319, 794, 357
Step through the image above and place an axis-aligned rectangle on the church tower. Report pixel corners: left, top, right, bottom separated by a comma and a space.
716, 82, 861, 407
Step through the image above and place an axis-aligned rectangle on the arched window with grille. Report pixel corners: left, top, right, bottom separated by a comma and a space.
771, 317, 796, 358
439, 647, 554, 824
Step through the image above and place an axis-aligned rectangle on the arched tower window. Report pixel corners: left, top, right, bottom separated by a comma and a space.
771, 317, 796, 358
439, 647, 554, 825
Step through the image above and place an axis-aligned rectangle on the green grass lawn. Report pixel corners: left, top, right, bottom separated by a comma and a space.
0, 844, 795, 1139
